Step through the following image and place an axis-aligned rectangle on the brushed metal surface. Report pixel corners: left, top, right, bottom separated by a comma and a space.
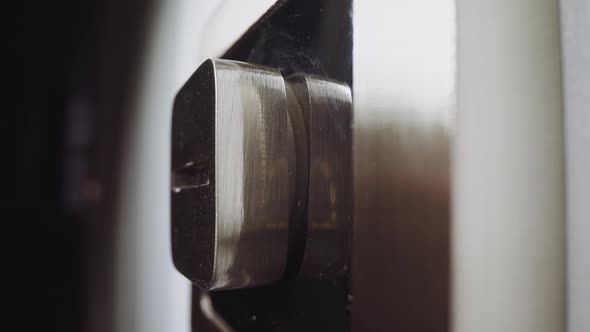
286, 74, 352, 279
171, 59, 291, 290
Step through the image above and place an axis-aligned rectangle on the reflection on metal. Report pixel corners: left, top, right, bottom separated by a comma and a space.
286, 75, 352, 279
199, 292, 235, 332
353, 1, 455, 331
354, 1, 566, 332
171, 59, 291, 290
172, 59, 352, 291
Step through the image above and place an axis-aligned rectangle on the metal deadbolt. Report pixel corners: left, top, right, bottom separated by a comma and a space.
171, 59, 351, 290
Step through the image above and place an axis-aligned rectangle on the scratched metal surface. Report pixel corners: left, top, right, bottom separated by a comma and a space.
172, 59, 291, 290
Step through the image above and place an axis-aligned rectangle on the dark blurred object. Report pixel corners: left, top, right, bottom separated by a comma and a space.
6, 1, 100, 330
6, 1, 152, 331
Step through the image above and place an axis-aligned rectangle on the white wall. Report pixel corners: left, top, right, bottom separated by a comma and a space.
560, 1, 590, 331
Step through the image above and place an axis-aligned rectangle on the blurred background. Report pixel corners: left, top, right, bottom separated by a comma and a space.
6, 0, 589, 332
7, 0, 276, 331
